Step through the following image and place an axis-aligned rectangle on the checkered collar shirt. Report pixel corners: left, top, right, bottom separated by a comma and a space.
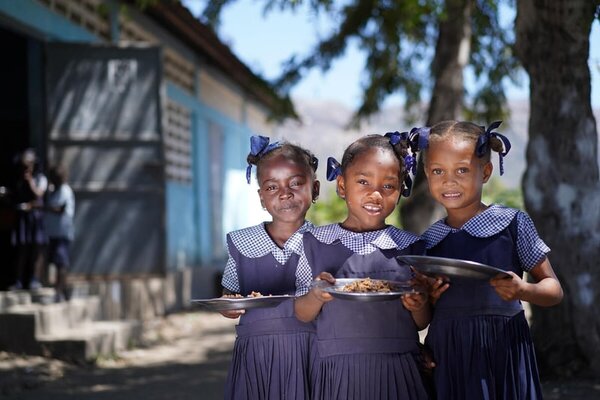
222, 221, 313, 293
422, 204, 550, 271
229, 220, 313, 263
310, 223, 421, 255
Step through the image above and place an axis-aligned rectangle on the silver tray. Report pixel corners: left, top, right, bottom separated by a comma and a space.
191, 295, 292, 312
316, 278, 422, 302
396, 255, 511, 280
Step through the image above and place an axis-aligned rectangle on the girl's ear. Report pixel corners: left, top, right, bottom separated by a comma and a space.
482, 161, 493, 183
312, 180, 321, 201
336, 175, 346, 199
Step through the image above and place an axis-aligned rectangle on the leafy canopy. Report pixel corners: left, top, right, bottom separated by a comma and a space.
201, 0, 518, 125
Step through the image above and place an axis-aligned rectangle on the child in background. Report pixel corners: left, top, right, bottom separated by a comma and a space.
420, 120, 563, 400
221, 135, 320, 400
44, 165, 75, 302
295, 132, 430, 400
10, 149, 47, 290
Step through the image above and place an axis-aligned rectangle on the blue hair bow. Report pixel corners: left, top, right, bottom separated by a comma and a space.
385, 130, 428, 197
409, 126, 430, 152
326, 157, 342, 181
246, 135, 281, 183
475, 121, 511, 175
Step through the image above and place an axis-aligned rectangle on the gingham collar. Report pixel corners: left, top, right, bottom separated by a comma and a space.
230, 221, 313, 259
422, 204, 518, 249
310, 223, 420, 252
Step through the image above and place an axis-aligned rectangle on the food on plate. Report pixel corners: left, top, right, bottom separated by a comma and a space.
337, 278, 393, 293
222, 291, 264, 299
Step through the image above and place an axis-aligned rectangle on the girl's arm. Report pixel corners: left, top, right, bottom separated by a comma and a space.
490, 257, 563, 306
402, 293, 431, 330
294, 272, 335, 322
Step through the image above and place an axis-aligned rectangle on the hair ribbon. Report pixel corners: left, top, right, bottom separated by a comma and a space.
246, 135, 281, 183
326, 157, 341, 181
475, 121, 511, 175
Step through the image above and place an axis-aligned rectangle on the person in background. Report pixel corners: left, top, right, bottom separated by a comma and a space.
44, 165, 75, 302
420, 120, 563, 400
220, 135, 320, 400
10, 149, 47, 290
294, 132, 431, 400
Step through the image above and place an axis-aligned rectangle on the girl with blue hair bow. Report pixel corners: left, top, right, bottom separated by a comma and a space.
220, 135, 320, 400
418, 120, 563, 400
294, 132, 431, 400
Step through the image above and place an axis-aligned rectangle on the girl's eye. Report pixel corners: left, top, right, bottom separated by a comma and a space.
383, 184, 396, 190
431, 169, 442, 175
265, 185, 277, 191
457, 167, 469, 174
357, 179, 368, 185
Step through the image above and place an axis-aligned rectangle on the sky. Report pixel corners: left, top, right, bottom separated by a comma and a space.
182, 0, 600, 109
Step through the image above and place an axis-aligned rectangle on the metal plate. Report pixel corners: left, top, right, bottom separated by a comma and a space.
316, 278, 422, 302
396, 255, 511, 280
191, 295, 293, 312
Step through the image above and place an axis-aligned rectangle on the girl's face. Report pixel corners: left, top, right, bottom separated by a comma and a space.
424, 135, 492, 217
257, 154, 318, 225
337, 147, 401, 232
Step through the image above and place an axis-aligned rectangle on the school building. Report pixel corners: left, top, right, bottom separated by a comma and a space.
0, 0, 287, 325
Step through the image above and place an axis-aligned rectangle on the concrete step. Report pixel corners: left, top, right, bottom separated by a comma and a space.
0, 288, 58, 311
0, 290, 33, 311
0, 296, 101, 336
36, 320, 142, 363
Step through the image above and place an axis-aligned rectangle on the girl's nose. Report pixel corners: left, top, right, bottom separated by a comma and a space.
370, 190, 383, 201
280, 188, 293, 199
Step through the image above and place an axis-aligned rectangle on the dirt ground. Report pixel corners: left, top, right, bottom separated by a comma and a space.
1, 310, 599, 399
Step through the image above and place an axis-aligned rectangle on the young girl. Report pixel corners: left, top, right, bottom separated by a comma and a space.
420, 120, 564, 399
295, 133, 430, 400
221, 135, 320, 400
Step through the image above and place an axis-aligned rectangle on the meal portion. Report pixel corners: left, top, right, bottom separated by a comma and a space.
337, 278, 393, 293
222, 291, 266, 298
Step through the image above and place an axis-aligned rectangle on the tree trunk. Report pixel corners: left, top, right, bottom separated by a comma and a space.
400, 0, 473, 234
515, 0, 600, 377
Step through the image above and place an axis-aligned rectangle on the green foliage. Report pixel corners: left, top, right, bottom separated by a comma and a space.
306, 188, 347, 226
201, 0, 517, 126
482, 177, 523, 209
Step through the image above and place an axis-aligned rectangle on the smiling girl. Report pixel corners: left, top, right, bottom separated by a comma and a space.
294, 133, 430, 400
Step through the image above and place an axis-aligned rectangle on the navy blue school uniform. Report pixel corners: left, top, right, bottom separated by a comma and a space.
222, 221, 315, 400
297, 224, 429, 400
422, 204, 549, 400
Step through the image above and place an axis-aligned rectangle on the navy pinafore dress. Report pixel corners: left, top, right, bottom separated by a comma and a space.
222, 222, 315, 400
298, 224, 429, 400
422, 205, 549, 400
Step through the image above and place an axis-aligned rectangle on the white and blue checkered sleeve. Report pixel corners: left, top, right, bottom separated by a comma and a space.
295, 252, 313, 296
516, 211, 551, 271
221, 241, 240, 293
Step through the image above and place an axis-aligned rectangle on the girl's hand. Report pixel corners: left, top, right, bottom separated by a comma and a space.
310, 272, 335, 303
490, 271, 524, 301
220, 309, 245, 319
411, 268, 449, 304
401, 292, 428, 311
490, 258, 563, 307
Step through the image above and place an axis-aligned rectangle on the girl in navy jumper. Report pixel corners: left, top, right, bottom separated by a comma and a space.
221, 135, 320, 400
295, 132, 430, 400
421, 120, 563, 400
